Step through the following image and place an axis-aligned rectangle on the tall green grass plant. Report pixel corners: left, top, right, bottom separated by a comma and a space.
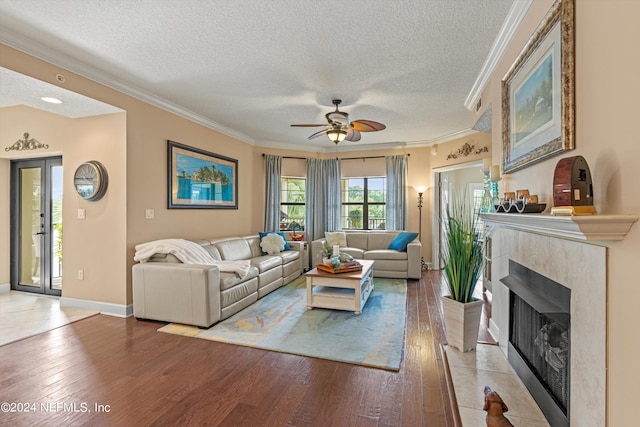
442, 191, 483, 303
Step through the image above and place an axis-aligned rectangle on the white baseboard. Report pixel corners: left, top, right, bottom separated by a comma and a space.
0, 283, 9, 294
60, 297, 133, 318
489, 318, 500, 343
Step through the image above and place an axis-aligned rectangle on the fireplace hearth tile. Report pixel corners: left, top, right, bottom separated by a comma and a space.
458, 406, 549, 427
445, 341, 513, 374
445, 344, 549, 426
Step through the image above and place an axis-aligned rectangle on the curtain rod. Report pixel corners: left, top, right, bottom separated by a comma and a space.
262, 153, 409, 161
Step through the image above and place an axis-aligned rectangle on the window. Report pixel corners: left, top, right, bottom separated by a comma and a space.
341, 177, 386, 230
280, 177, 305, 231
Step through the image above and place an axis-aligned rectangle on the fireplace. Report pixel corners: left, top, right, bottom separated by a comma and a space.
502, 260, 570, 427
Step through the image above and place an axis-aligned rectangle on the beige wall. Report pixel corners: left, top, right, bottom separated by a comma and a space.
473, 1, 640, 424
0, 105, 127, 304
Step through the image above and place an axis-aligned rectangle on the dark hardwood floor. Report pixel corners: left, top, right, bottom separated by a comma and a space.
0, 270, 492, 426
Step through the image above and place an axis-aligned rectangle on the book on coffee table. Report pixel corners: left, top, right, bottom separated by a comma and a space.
316, 261, 363, 274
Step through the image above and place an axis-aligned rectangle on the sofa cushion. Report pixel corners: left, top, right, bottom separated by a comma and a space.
340, 247, 366, 260
367, 232, 398, 250
214, 238, 253, 261
198, 241, 222, 261
365, 249, 408, 260
388, 232, 419, 251
325, 231, 347, 246
219, 267, 259, 291
220, 278, 258, 308
277, 250, 300, 264
345, 233, 369, 250
250, 255, 282, 273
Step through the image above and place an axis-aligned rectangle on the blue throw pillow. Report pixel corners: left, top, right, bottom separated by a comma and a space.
388, 232, 419, 251
259, 231, 291, 254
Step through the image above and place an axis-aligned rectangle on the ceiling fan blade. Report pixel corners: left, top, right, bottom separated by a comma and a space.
291, 124, 326, 127
351, 120, 386, 132
344, 129, 361, 142
308, 129, 329, 140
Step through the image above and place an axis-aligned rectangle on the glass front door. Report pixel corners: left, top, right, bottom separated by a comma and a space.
11, 157, 63, 296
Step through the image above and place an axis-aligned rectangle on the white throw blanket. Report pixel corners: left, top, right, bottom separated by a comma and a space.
134, 238, 250, 279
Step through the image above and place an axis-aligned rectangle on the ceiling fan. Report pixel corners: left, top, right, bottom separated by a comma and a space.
291, 99, 386, 144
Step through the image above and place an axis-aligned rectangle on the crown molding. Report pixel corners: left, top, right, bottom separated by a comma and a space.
0, 32, 256, 145
464, 0, 534, 110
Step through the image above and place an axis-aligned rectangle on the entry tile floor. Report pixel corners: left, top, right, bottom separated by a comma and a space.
0, 291, 97, 346
445, 343, 550, 426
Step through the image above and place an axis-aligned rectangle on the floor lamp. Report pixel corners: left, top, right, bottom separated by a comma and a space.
413, 186, 428, 270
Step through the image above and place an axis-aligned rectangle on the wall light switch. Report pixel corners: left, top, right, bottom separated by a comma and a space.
145, 209, 155, 219
77, 208, 86, 219
78, 269, 84, 280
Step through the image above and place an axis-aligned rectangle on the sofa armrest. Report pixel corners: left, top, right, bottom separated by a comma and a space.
286, 240, 305, 270
406, 241, 422, 280
132, 263, 221, 328
310, 238, 327, 268
287, 240, 304, 252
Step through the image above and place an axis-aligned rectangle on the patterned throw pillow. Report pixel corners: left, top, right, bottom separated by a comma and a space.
259, 233, 286, 255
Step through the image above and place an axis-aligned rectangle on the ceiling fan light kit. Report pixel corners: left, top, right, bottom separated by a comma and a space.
327, 128, 347, 144
291, 99, 386, 144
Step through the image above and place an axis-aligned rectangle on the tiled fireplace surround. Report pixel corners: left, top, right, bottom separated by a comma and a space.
480, 213, 636, 427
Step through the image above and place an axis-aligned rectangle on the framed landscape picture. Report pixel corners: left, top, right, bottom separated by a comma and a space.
502, 0, 575, 173
168, 140, 238, 209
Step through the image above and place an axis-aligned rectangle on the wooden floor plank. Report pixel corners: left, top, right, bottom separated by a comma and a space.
0, 270, 466, 426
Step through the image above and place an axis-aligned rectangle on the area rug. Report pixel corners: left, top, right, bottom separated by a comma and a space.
158, 276, 407, 370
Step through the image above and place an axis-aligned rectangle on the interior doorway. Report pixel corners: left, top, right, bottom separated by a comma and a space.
431, 159, 484, 269
10, 157, 63, 296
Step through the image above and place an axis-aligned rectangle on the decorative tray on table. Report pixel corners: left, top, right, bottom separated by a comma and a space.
316, 261, 363, 274
495, 202, 547, 214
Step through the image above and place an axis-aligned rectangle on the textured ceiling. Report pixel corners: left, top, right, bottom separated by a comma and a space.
0, 0, 513, 152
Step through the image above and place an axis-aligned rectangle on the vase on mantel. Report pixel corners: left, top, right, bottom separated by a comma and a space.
441, 296, 483, 352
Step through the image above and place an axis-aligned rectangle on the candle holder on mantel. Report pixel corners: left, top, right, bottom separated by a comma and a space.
490, 165, 501, 210
481, 160, 501, 213
480, 158, 493, 212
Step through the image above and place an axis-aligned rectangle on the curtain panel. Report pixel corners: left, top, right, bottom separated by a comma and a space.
306, 158, 341, 241
385, 154, 408, 230
263, 154, 282, 232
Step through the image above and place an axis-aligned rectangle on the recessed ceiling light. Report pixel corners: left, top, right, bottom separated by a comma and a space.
41, 96, 63, 104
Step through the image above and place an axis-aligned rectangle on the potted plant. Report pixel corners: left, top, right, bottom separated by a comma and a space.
440, 190, 484, 352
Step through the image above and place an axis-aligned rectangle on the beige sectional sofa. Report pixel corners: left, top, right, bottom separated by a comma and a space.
132, 235, 303, 328
310, 230, 422, 280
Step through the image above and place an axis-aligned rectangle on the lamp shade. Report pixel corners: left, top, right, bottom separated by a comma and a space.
327, 129, 347, 143
413, 185, 427, 194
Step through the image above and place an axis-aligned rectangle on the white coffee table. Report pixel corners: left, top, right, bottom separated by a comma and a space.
304, 260, 374, 315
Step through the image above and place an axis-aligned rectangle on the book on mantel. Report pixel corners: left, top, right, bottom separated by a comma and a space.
316, 261, 363, 274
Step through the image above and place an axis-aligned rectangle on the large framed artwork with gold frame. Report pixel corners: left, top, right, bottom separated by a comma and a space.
502, 0, 575, 174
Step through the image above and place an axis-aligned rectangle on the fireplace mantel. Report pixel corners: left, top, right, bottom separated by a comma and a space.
481, 212, 638, 242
